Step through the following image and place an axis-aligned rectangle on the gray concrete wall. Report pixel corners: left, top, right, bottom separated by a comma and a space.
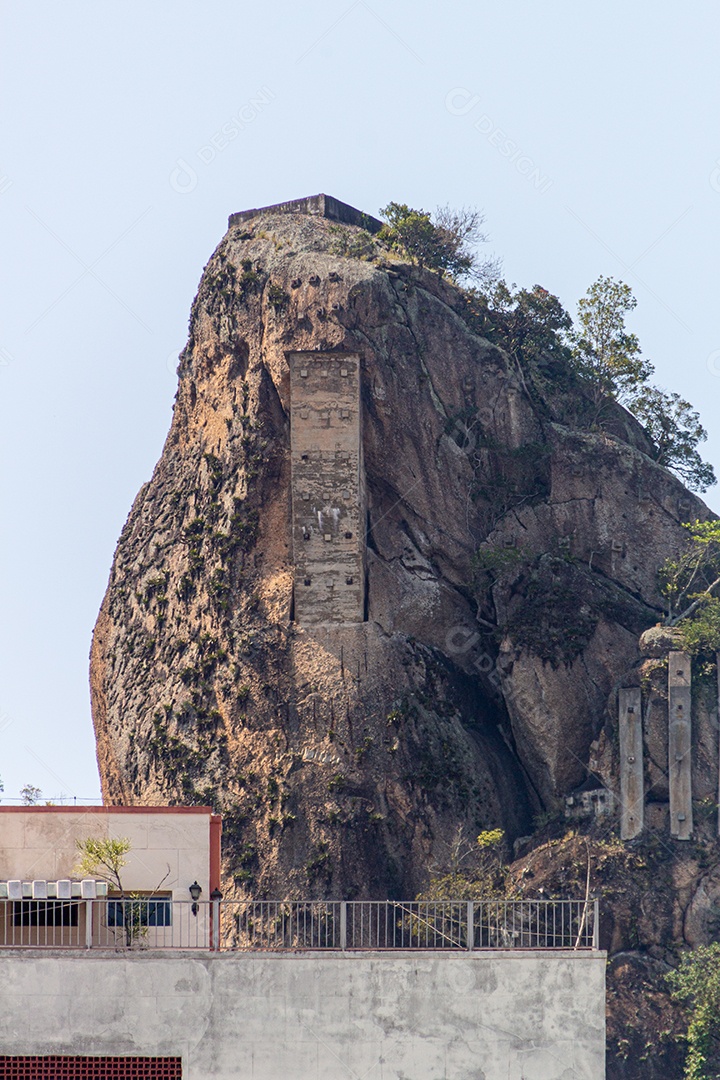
0, 950, 605, 1080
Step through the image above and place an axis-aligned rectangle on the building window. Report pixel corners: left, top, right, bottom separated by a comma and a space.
106, 897, 172, 928
12, 901, 79, 927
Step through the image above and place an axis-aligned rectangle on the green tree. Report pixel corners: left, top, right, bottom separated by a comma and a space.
659, 520, 720, 631
378, 202, 496, 282
571, 276, 654, 405
571, 276, 715, 492
627, 385, 717, 492
667, 943, 720, 1080
75, 836, 131, 892
75, 836, 150, 947
477, 280, 573, 363
679, 598, 720, 656
416, 827, 508, 901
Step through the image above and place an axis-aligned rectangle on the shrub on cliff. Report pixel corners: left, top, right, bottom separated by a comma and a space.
416, 828, 509, 901
660, 520, 720, 656
570, 275, 716, 491
378, 202, 498, 283
667, 942, 720, 1080
472, 270, 715, 492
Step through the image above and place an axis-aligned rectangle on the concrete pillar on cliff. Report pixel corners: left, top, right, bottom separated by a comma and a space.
619, 687, 644, 840
669, 650, 693, 840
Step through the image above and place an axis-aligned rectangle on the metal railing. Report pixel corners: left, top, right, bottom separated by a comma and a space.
223, 899, 599, 951
0, 899, 211, 951
0, 898, 599, 952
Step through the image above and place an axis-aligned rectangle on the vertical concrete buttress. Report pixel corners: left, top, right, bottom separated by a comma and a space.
669, 650, 693, 840
288, 352, 366, 626
619, 687, 644, 840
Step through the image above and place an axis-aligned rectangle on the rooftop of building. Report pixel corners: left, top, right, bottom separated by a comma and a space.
228, 193, 382, 232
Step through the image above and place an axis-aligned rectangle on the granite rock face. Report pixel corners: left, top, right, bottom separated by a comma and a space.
90, 200, 710, 901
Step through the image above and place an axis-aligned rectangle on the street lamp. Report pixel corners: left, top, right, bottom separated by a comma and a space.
189, 880, 202, 916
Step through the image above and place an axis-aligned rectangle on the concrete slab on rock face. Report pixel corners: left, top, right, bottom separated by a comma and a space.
669, 651, 693, 839
619, 687, 644, 839
289, 351, 366, 626
0, 951, 606, 1080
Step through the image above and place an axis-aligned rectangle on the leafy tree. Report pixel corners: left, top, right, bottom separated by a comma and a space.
75, 836, 132, 892
570, 276, 715, 491
75, 836, 171, 948
416, 827, 509, 901
627, 385, 717, 492
679, 598, 720, 656
378, 202, 497, 282
659, 520, 720, 630
667, 943, 720, 1080
474, 280, 573, 364
571, 276, 654, 406
20, 784, 42, 805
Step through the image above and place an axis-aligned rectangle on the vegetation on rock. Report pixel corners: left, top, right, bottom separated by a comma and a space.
570, 276, 654, 407
660, 521, 720, 651
629, 387, 716, 492
378, 204, 714, 490
668, 943, 720, 1080
416, 827, 508, 901
378, 202, 498, 283
472, 271, 715, 492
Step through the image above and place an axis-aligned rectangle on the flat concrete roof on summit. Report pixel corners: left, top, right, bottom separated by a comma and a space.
228, 193, 382, 232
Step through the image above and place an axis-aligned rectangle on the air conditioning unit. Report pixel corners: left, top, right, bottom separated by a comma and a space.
56, 879, 72, 900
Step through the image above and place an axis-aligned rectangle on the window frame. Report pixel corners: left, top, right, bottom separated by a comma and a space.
11, 900, 80, 927
105, 894, 173, 928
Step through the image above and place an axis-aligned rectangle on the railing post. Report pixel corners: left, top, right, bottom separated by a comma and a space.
212, 898, 221, 952
592, 898, 600, 950
466, 901, 474, 951
85, 900, 93, 949
340, 902, 347, 950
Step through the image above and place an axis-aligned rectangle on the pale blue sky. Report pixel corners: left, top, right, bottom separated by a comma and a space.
1, 1, 719, 802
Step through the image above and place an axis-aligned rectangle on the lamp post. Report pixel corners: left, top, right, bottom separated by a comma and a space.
210, 888, 223, 952
189, 880, 202, 916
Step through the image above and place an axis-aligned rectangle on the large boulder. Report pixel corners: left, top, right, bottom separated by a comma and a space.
90, 198, 710, 900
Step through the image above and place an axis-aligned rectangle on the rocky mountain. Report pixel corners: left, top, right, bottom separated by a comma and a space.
91, 195, 716, 1079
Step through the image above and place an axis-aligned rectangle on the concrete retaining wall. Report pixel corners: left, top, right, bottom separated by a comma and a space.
0, 950, 605, 1079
